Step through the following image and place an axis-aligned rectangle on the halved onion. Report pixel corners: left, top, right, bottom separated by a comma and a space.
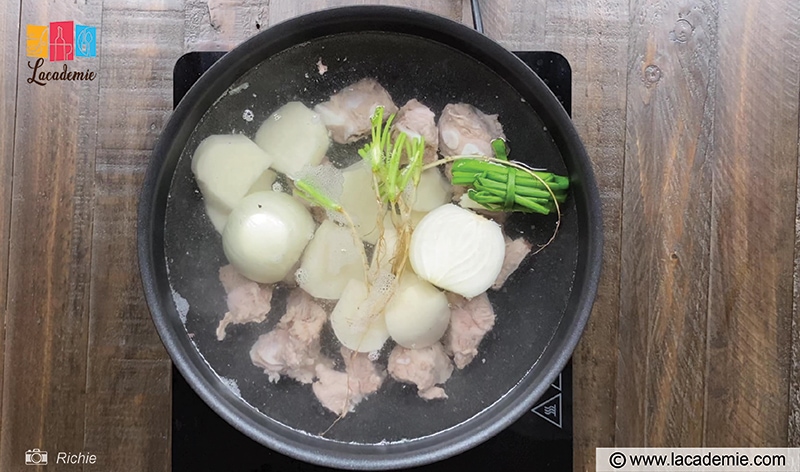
409, 204, 505, 298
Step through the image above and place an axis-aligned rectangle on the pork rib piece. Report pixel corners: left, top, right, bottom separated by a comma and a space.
444, 292, 496, 369
216, 265, 274, 341
392, 99, 439, 164
388, 343, 453, 400
312, 347, 385, 416
249, 289, 329, 384
314, 78, 398, 144
437, 103, 505, 158
492, 236, 532, 290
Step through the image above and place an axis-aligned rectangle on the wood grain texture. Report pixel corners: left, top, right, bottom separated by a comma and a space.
482, 1, 628, 469
705, 0, 799, 446
546, 2, 628, 467
268, 0, 463, 26
185, 0, 268, 50
619, 0, 717, 448
480, 0, 545, 49
793, 111, 800, 445
79, 6, 185, 471
1, 2, 101, 470
0, 0, 21, 431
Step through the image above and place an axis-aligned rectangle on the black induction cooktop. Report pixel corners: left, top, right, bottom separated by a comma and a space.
172, 50, 574, 472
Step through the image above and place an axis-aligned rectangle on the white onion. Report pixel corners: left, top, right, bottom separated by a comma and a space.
384, 272, 450, 349
222, 191, 315, 283
409, 204, 505, 298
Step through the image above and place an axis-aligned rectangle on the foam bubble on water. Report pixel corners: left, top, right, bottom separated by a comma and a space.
271, 181, 284, 193
220, 376, 241, 397
296, 162, 344, 207
171, 289, 189, 324
242, 109, 254, 122
367, 350, 380, 361
295, 268, 308, 287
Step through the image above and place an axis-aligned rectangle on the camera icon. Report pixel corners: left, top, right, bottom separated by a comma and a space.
25, 448, 48, 465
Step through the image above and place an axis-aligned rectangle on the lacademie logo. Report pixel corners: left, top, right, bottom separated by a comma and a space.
25, 21, 98, 86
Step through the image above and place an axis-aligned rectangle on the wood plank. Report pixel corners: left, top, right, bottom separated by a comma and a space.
268, 0, 463, 27
793, 122, 800, 445
0, 2, 101, 469
705, 0, 799, 446
0, 0, 21, 431
480, 0, 546, 48
80, 6, 184, 471
184, 0, 269, 51
792, 180, 800, 445
619, 0, 717, 447
483, 0, 628, 469
550, 0, 627, 465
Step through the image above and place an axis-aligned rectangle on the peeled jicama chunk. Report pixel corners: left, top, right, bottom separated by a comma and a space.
205, 201, 230, 234
409, 204, 505, 298
191, 134, 274, 213
247, 169, 278, 194
340, 161, 381, 243
222, 191, 315, 284
254, 102, 329, 178
330, 278, 391, 352
411, 169, 452, 213
297, 220, 366, 300
384, 272, 450, 349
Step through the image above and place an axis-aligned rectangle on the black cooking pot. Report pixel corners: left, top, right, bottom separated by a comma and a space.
138, 6, 602, 470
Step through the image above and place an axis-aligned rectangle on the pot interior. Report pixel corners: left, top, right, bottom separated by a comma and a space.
163, 31, 579, 444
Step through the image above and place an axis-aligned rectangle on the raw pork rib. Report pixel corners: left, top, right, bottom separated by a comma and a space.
444, 292, 496, 369
437, 103, 505, 158
392, 99, 439, 164
312, 347, 385, 416
388, 343, 453, 400
249, 289, 328, 384
216, 265, 274, 341
492, 236, 532, 290
314, 78, 398, 144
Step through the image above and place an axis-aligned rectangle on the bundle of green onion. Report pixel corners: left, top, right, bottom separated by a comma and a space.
450, 139, 569, 215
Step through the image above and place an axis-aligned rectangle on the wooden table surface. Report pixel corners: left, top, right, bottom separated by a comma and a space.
1, 0, 798, 470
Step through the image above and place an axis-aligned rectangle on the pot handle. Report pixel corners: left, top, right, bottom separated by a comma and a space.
470, 0, 484, 34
